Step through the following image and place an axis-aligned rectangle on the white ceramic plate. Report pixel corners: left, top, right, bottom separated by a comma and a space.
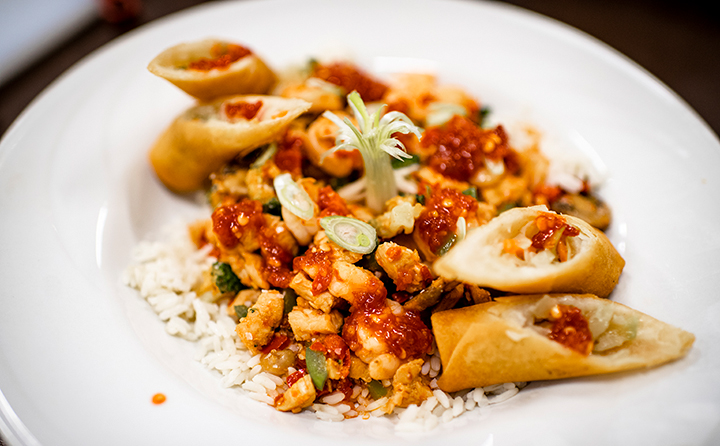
1, 0, 719, 444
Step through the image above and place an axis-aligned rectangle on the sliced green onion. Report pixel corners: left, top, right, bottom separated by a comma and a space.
273, 173, 315, 220
367, 379, 388, 400
283, 289, 297, 314
320, 216, 377, 254
305, 346, 328, 390
251, 143, 278, 169
426, 102, 466, 127
234, 305, 249, 319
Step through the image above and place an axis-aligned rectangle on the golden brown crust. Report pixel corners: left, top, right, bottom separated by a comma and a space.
432, 294, 695, 393
433, 205, 625, 298
149, 95, 311, 192
147, 39, 277, 100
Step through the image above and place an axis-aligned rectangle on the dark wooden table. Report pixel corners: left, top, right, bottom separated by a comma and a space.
0, 0, 718, 444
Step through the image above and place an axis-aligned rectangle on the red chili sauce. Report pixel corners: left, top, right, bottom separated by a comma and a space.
188, 43, 252, 71
317, 185, 351, 217
422, 115, 517, 182
274, 132, 305, 177
531, 213, 580, 262
211, 199, 295, 288
312, 62, 388, 102
223, 100, 262, 120
342, 278, 432, 360
415, 187, 478, 255
548, 304, 593, 356
293, 247, 333, 295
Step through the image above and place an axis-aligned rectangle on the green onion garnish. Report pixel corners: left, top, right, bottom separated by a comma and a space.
320, 216, 377, 254
273, 173, 315, 220
305, 346, 328, 390
322, 91, 422, 213
436, 233, 457, 256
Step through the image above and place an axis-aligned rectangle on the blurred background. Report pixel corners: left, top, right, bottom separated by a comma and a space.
0, 0, 718, 139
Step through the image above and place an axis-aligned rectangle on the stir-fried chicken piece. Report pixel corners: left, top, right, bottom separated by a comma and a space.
235, 290, 284, 354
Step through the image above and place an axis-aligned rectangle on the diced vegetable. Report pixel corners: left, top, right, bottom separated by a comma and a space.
436, 233, 457, 256
212, 262, 244, 293
305, 346, 328, 390
262, 197, 282, 216
320, 216, 377, 254
250, 142, 278, 169
367, 379, 388, 399
391, 153, 420, 169
461, 187, 478, 200
234, 305, 249, 319
283, 289, 297, 314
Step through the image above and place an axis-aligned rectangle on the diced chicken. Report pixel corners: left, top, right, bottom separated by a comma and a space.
373, 196, 423, 239
480, 174, 532, 208
287, 307, 343, 341
375, 242, 432, 293
275, 374, 316, 413
245, 166, 277, 203
326, 261, 379, 304
235, 290, 284, 354
368, 353, 402, 381
226, 289, 262, 317
288, 272, 336, 313
237, 252, 270, 289
390, 359, 433, 408
314, 231, 363, 264
348, 355, 371, 382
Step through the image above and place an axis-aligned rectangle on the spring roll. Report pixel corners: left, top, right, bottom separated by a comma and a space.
432, 294, 695, 393
433, 205, 625, 298
148, 39, 277, 100
149, 95, 310, 192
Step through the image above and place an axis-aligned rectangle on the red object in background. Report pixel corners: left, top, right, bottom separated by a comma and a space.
97, 0, 142, 23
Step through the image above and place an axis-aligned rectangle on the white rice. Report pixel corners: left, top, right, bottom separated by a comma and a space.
123, 221, 522, 432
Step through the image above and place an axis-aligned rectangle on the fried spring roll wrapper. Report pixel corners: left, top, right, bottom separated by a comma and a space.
149, 95, 310, 192
433, 205, 625, 298
432, 294, 695, 393
147, 39, 277, 100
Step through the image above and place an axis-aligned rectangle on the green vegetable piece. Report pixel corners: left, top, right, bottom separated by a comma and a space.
416, 194, 426, 206
462, 187, 478, 200
320, 216, 377, 254
262, 197, 282, 216
283, 289, 297, 314
479, 106, 492, 127
273, 173, 315, 220
212, 262, 244, 294
305, 346, 328, 390
251, 143, 278, 169
436, 233, 457, 256
498, 201, 519, 213
367, 380, 388, 400
234, 305, 249, 319
391, 154, 420, 169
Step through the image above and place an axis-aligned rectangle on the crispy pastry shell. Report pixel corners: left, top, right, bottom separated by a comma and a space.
432, 294, 695, 393
147, 39, 277, 100
149, 95, 310, 192
433, 205, 625, 298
